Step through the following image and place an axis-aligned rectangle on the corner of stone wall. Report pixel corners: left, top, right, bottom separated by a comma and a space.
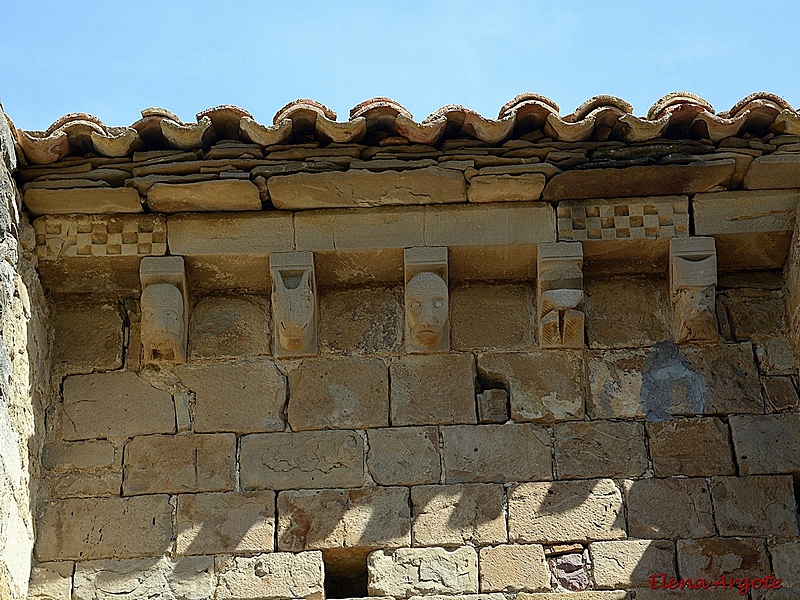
785, 201, 800, 374
0, 103, 51, 599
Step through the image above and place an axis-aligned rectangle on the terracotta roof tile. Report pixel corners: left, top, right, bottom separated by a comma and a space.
14, 93, 799, 164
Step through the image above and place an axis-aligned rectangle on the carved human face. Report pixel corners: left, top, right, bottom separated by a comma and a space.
675, 284, 718, 343
272, 270, 315, 351
406, 271, 448, 348
141, 283, 185, 362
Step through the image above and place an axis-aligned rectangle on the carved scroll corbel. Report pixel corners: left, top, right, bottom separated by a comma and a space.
140, 256, 188, 364
537, 242, 584, 349
270, 251, 318, 358
404, 247, 449, 353
670, 237, 719, 344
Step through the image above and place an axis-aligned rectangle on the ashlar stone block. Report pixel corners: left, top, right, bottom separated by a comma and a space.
587, 348, 648, 419
62, 372, 175, 441
73, 556, 215, 600
147, 179, 261, 212
175, 359, 286, 434
647, 417, 735, 477
123, 433, 236, 495
319, 286, 404, 355
215, 551, 324, 600
36, 495, 173, 561
189, 295, 270, 359
412, 484, 506, 547
288, 356, 389, 430
27, 562, 73, 600
367, 426, 441, 486
677, 537, 769, 581
52, 300, 123, 374
508, 479, 626, 544
730, 413, 800, 475
177, 491, 275, 556
479, 544, 549, 592
589, 540, 676, 589
624, 478, 715, 539
368, 547, 478, 598
240, 430, 364, 490
477, 351, 584, 423
442, 423, 552, 484
554, 420, 648, 479
390, 354, 476, 426
769, 540, 800, 589
277, 487, 410, 551
450, 283, 533, 351
711, 475, 798, 537
467, 172, 546, 203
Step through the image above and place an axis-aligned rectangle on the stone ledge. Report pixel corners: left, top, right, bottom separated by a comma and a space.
24, 187, 143, 216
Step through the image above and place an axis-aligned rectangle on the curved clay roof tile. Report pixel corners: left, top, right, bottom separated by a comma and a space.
316, 114, 366, 143
16, 129, 70, 165
498, 93, 560, 119
161, 116, 214, 150
566, 95, 633, 123
462, 112, 516, 144
91, 127, 142, 157
616, 113, 671, 143
691, 111, 750, 142
349, 97, 412, 120
772, 109, 800, 135
239, 117, 293, 146
44, 112, 107, 137
273, 99, 336, 125
196, 105, 252, 141
394, 114, 447, 145
726, 92, 793, 118
648, 92, 714, 120
141, 107, 182, 122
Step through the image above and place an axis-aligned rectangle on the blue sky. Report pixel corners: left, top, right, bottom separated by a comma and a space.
2, 1, 799, 130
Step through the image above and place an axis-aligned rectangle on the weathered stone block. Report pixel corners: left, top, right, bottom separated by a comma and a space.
554, 420, 647, 479
744, 154, 800, 189
647, 417, 735, 477
175, 359, 286, 434
677, 538, 769, 581
73, 556, 215, 600
215, 551, 324, 600
585, 276, 670, 349
549, 549, 591, 592
319, 286, 404, 354
390, 354, 477, 426
123, 433, 236, 495
36, 495, 173, 561
477, 389, 509, 423
27, 562, 73, 600
296, 206, 425, 251
479, 544, 549, 592
477, 351, 584, 423
24, 187, 143, 216
177, 491, 275, 556
52, 300, 123, 374
442, 423, 552, 483
412, 484, 506, 546
42, 440, 118, 471
508, 479, 625, 543
590, 540, 676, 589
543, 160, 735, 201
277, 487, 410, 551
167, 212, 293, 256
712, 475, 798, 537
147, 180, 261, 212
770, 540, 800, 589
425, 202, 555, 247
189, 296, 270, 359
624, 478, 715, 539
269, 167, 466, 209
450, 284, 533, 350
62, 372, 175, 440
367, 426, 440, 486
765, 377, 800, 412
288, 356, 389, 430
467, 173, 546, 203
368, 547, 478, 598
730, 413, 800, 475
587, 348, 647, 419
45, 471, 121, 498
240, 430, 364, 490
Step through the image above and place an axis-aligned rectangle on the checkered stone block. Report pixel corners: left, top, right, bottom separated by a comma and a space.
557, 196, 689, 241
34, 215, 167, 260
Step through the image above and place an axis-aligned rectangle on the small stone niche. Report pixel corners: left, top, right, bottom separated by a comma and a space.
323, 548, 370, 599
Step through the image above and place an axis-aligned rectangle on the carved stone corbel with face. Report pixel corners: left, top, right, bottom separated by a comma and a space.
140, 256, 188, 364
404, 247, 449, 353
670, 237, 719, 344
270, 251, 318, 358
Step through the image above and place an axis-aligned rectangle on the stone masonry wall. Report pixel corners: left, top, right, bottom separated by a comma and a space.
26, 270, 800, 599
0, 106, 50, 599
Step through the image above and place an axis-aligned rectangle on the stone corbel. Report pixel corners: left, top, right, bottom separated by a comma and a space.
670, 237, 719, 344
537, 242, 584, 348
270, 251, 318, 358
140, 256, 188, 364
404, 247, 449, 353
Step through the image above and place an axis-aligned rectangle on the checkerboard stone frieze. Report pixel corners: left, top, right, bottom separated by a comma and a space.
34, 215, 167, 260
557, 196, 689, 241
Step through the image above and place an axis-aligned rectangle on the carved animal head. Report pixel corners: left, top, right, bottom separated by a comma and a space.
272, 269, 315, 351
141, 283, 185, 363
